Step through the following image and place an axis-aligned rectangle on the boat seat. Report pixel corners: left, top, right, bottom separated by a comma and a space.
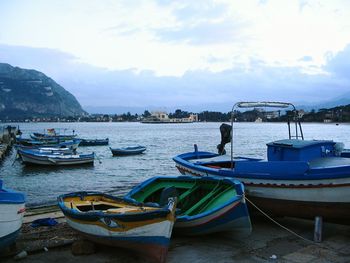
183, 183, 224, 216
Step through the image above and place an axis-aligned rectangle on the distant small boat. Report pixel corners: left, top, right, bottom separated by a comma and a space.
110, 145, 146, 156
125, 176, 252, 236
0, 180, 26, 251
79, 138, 109, 146
17, 149, 94, 166
58, 191, 177, 263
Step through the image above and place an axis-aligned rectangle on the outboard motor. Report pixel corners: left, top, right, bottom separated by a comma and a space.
217, 123, 232, 155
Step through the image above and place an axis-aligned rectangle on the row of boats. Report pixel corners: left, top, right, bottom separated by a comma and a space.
13, 131, 147, 166
1, 102, 350, 263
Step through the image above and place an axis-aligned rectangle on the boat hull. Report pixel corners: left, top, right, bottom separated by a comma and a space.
110, 146, 146, 156
0, 202, 25, 251
65, 217, 173, 263
174, 156, 350, 222
175, 198, 251, 236
19, 151, 94, 166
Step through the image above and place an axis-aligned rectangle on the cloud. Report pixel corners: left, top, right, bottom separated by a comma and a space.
1, 44, 350, 113
324, 43, 350, 80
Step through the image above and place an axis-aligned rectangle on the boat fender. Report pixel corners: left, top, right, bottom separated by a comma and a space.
159, 187, 178, 206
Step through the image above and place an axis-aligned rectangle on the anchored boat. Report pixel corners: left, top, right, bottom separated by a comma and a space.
0, 180, 26, 251
79, 138, 109, 146
58, 191, 177, 263
125, 176, 252, 236
173, 102, 350, 223
110, 145, 146, 156
17, 149, 94, 166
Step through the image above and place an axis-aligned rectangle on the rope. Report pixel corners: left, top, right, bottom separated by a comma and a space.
245, 196, 319, 245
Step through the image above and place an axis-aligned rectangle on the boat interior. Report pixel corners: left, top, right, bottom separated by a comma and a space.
63, 195, 158, 214
133, 180, 237, 216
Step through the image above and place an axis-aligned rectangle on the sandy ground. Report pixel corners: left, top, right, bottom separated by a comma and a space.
1, 211, 350, 263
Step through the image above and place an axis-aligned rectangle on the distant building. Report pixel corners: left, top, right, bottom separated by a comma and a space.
142, 111, 198, 123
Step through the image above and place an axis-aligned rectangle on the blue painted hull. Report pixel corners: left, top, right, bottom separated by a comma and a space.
173, 150, 350, 222
0, 228, 21, 251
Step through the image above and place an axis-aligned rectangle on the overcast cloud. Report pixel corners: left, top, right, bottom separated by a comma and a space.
1, 0, 350, 113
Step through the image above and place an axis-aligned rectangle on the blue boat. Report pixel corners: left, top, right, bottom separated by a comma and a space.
125, 176, 252, 236
0, 180, 26, 251
173, 102, 350, 223
79, 138, 109, 146
110, 145, 146, 156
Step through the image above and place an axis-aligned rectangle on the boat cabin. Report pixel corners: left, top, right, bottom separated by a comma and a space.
266, 139, 336, 162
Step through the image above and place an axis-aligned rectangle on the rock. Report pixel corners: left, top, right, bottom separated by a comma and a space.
14, 250, 27, 260
71, 240, 96, 256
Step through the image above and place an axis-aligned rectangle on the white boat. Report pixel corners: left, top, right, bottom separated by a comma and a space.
0, 180, 26, 251
18, 149, 94, 166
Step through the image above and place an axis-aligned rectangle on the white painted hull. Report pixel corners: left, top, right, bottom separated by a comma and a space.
0, 203, 25, 239
66, 217, 174, 240
176, 164, 350, 203
20, 153, 94, 166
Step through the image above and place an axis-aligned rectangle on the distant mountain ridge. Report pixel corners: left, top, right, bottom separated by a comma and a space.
0, 63, 86, 119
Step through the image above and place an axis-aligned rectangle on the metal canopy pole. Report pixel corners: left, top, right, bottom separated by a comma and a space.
230, 101, 299, 170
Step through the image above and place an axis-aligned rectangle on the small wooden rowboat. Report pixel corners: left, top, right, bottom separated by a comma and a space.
31, 132, 77, 141
16, 138, 81, 150
125, 176, 252, 236
0, 180, 26, 251
79, 138, 109, 146
17, 149, 94, 166
58, 192, 177, 263
110, 145, 146, 156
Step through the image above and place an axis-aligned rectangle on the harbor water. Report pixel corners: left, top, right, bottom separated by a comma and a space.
1, 122, 349, 207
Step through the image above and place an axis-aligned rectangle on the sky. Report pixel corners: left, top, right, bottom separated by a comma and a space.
1, 0, 350, 113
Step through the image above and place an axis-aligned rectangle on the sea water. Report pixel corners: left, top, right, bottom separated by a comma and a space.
0, 122, 349, 207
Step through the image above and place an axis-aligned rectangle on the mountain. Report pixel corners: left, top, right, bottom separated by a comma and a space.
0, 63, 86, 119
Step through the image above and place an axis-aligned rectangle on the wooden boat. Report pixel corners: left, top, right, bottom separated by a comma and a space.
17, 149, 94, 166
125, 176, 251, 236
16, 138, 81, 150
79, 138, 109, 146
15, 146, 75, 155
0, 180, 26, 251
173, 102, 350, 223
110, 145, 146, 156
58, 191, 177, 263
30, 131, 77, 141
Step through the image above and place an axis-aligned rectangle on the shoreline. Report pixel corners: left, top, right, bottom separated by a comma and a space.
2, 206, 350, 263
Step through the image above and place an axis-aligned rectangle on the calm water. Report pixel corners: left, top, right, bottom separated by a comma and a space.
1, 122, 349, 207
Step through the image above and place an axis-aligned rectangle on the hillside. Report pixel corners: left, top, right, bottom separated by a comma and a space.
0, 63, 86, 120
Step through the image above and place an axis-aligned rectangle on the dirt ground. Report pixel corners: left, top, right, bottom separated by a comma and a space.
2, 212, 350, 263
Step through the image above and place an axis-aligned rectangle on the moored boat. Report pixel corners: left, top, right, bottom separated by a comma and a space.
16, 138, 81, 150
125, 176, 252, 236
173, 102, 350, 223
17, 149, 94, 166
58, 191, 177, 263
110, 145, 146, 156
30, 129, 77, 141
0, 180, 26, 251
79, 138, 109, 146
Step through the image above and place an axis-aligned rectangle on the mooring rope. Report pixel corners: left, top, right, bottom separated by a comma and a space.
245, 196, 320, 245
